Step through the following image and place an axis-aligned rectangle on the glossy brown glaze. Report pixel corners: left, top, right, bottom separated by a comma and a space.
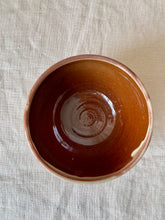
28, 59, 150, 178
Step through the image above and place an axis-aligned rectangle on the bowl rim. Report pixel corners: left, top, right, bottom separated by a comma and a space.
24, 54, 153, 183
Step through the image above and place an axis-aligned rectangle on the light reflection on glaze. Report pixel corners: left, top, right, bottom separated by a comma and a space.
131, 139, 144, 157
131, 118, 151, 157
53, 126, 75, 152
53, 90, 116, 146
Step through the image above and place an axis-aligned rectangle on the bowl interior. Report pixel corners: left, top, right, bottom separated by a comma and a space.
28, 59, 150, 180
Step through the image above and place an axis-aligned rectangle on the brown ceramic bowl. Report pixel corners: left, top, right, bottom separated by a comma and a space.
24, 55, 153, 182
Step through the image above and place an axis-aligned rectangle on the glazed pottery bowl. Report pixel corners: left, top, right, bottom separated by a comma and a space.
24, 55, 153, 182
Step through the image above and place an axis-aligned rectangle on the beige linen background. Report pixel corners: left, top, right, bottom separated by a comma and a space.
0, 0, 165, 219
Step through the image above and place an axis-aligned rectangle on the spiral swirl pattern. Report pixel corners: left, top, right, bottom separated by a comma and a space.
53, 90, 116, 146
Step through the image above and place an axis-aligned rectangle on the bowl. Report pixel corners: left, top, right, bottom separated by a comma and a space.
24, 55, 153, 182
